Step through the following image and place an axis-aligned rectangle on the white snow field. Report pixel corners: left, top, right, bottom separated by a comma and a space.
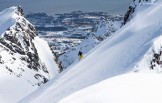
18, 1, 162, 103
59, 73, 162, 103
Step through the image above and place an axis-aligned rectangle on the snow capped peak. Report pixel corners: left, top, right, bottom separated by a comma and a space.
0, 6, 59, 84
0, 6, 59, 103
0, 6, 25, 37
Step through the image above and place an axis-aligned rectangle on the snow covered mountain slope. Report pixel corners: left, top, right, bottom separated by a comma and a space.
59, 18, 121, 69
19, 1, 162, 103
0, 6, 59, 103
58, 73, 162, 103
59, 35, 100, 69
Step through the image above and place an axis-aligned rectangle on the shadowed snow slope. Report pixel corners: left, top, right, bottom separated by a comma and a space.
19, 1, 162, 103
0, 7, 17, 36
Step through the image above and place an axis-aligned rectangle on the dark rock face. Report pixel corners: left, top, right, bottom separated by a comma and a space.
150, 50, 162, 70
121, 1, 136, 26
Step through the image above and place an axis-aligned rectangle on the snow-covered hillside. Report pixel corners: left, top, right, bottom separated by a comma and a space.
59, 35, 100, 69
18, 0, 162, 103
59, 18, 121, 69
59, 73, 162, 103
0, 6, 59, 103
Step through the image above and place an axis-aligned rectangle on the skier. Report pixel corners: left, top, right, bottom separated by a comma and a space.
78, 51, 83, 60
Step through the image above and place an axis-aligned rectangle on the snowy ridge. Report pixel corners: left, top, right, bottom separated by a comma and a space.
0, 6, 59, 103
134, 34, 162, 72
0, 7, 18, 36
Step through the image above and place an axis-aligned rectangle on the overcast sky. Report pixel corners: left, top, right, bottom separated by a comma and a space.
0, 0, 132, 15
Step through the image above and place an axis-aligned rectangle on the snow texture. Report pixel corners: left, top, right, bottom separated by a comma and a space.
59, 73, 162, 103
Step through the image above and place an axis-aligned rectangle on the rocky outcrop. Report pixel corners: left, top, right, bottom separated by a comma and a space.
0, 6, 57, 86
